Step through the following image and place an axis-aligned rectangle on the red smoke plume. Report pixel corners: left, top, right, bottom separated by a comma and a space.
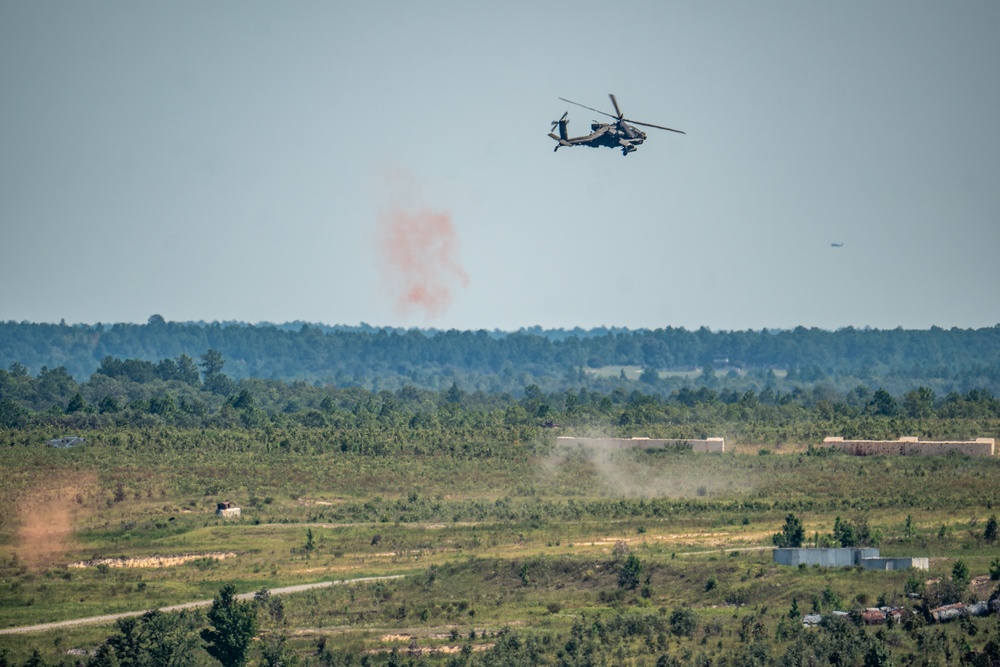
375, 171, 469, 319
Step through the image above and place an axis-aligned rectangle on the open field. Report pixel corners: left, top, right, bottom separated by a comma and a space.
2, 427, 1000, 665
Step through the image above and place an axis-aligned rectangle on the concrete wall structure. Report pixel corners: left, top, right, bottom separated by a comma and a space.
773, 547, 879, 567
555, 436, 725, 452
823, 436, 994, 457
774, 548, 929, 570
861, 557, 929, 571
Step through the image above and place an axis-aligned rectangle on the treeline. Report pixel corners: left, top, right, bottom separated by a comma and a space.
2, 350, 999, 444
1, 317, 999, 395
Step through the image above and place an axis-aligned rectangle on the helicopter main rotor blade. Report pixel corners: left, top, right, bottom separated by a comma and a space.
609, 94, 623, 119
625, 119, 686, 134
558, 97, 617, 120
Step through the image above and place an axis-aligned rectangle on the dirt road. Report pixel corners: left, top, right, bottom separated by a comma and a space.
0, 575, 405, 636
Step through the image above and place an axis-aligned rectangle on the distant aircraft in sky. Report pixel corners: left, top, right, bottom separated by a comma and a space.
830, 242, 844, 248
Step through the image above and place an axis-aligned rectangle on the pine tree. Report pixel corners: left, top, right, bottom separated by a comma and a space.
201, 584, 258, 667
984, 515, 998, 543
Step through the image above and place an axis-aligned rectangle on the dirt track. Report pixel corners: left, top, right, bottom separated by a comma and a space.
0, 575, 404, 635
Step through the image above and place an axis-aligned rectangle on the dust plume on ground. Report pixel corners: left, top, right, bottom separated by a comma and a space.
539, 436, 752, 499
11, 474, 96, 568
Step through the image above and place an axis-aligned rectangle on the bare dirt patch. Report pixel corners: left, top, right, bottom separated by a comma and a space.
370, 643, 493, 656
970, 575, 995, 599
68, 552, 237, 569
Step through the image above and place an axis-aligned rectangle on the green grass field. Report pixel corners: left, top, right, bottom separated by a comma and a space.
2, 428, 1000, 665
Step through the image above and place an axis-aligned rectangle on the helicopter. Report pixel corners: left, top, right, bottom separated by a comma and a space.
549, 94, 684, 156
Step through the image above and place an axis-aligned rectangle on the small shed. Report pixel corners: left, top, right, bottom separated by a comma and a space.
861, 609, 886, 625
216, 501, 241, 518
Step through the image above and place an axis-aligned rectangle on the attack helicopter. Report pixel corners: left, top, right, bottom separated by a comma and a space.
549, 94, 685, 156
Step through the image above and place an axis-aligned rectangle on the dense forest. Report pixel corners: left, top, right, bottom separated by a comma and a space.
3, 346, 999, 445
1, 317, 999, 397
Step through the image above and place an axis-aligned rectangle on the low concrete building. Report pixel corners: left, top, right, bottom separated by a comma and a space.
861, 557, 929, 571
823, 436, 995, 457
216, 501, 241, 518
773, 547, 878, 567
555, 436, 725, 452
773, 547, 928, 570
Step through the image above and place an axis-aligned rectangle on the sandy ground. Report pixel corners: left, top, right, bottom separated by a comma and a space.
68, 552, 238, 568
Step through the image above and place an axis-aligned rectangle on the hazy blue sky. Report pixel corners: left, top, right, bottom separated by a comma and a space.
3, 1, 998, 331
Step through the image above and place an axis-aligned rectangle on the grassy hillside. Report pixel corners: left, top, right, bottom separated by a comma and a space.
2, 426, 1000, 665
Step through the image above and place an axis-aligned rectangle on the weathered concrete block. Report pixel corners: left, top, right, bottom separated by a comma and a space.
822, 436, 994, 457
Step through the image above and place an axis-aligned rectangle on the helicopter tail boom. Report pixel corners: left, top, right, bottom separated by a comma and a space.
548, 133, 572, 151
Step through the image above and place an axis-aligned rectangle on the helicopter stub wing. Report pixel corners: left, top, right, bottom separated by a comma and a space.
618, 138, 639, 154
575, 125, 611, 142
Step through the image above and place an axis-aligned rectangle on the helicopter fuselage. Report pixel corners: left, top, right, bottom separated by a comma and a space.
571, 121, 646, 154
550, 94, 683, 156
588, 121, 646, 145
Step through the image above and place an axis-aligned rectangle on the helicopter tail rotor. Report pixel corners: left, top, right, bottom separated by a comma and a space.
549, 111, 569, 142
551, 111, 569, 139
